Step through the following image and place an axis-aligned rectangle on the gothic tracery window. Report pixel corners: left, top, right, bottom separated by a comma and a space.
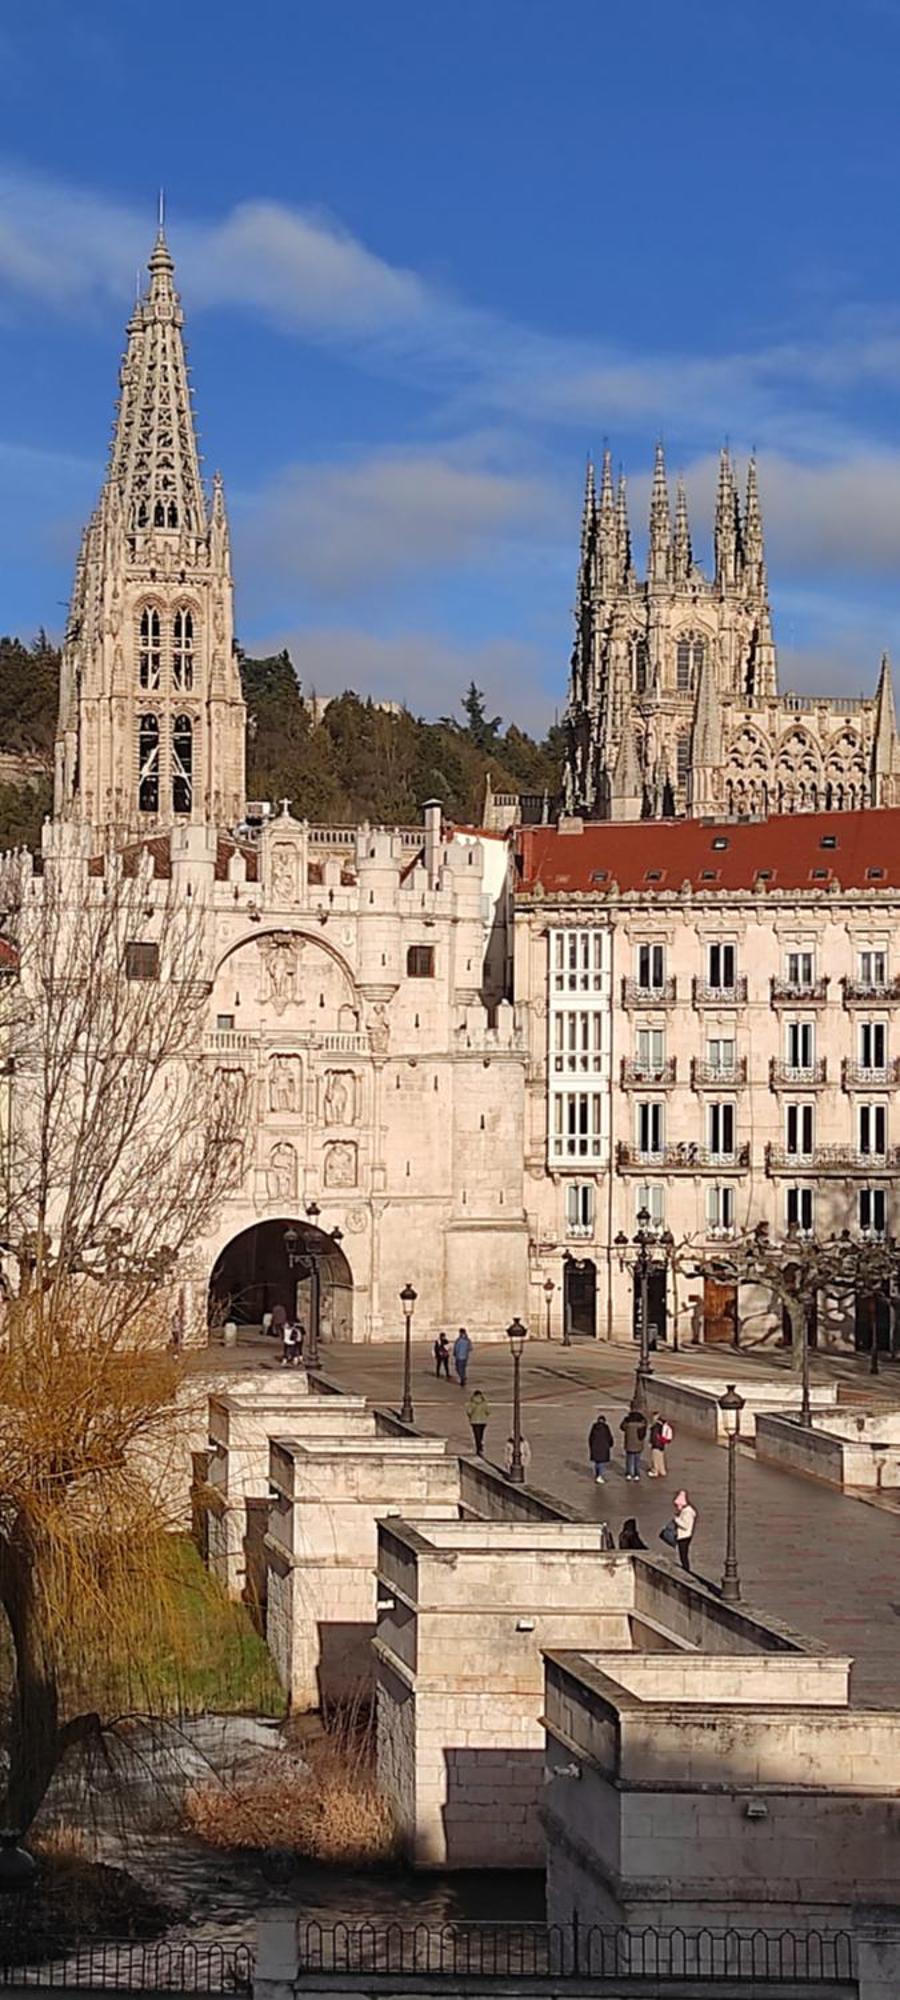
632, 636, 649, 696
676, 633, 705, 694
138, 715, 160, 814
139, 608, 161, 691
676, 734, 691, 786
173, 609, 194, 690
172, 714, 193, 815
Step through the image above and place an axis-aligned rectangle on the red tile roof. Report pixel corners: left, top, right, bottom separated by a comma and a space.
516, 808, 900, 896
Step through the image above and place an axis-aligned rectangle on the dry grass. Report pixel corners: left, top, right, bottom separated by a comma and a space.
182, 1696, 398, 1866
29, 1819, 98, 1865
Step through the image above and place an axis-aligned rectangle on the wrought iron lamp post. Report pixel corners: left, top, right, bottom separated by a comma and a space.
506, 1316, 528, 1482
399, 1282, 417, 1425
543, 1277, 555, 1342
718, 1382, 745, 1603
614, 1206, 660, 1411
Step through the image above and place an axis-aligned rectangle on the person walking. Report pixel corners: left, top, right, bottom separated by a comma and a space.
673, 1489, 697, 1571
466, 1389, 490, 1456
505, 1433, 531, 1477
588, 1411, 614, 1484
280, 1314, 298, 1367
648, 1412, 673, 1479
620, 1405, 647, 1481
271, 1302, 288, 1348
453, 1328, 472, 1386
434, 1331, 451, 1379
618, 1517, 646, 1550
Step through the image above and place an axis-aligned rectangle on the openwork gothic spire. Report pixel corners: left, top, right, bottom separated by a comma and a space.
107, 227, 206, 536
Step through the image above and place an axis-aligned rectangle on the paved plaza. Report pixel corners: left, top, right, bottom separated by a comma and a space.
301, 1334, 900, 1708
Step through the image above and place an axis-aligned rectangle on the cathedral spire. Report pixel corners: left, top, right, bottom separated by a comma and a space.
742, 455, 766, 592
108, 227, 207, 538
610, 721, 643, 821
616, 471, 632, 579
715, 446, 740, 589
673, 476, 692, 584
688, 643, 723, 815
872, 652, 898, 801
648, 442, 671, 586
580, 453, 596, 550
597, 447, 618, 585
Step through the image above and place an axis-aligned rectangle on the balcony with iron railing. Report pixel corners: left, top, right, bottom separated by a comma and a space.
842, 975, 900, 1007
620, 1057, 677, 1087
692, 976, 748, 1007
765, 1142, 900, 1175
565, 1220, 594, 1241
690, 1057, 748, 1088
617, 1141, 751, 1173
842, 1057, 900, 1089
769, 1057, 828, 1088
770, 977, 830, 1006
621, 977, 677, 1008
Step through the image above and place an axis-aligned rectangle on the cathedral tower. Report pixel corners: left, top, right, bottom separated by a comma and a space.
54, 226, 246, 834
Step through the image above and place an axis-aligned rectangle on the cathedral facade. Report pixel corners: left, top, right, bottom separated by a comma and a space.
563, 446, 900, 823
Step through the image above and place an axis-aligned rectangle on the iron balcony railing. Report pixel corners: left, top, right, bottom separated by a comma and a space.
0, 1942, 252, 1992
293, 1919, 855, 1986
617, 1141, 751, 1172
691, 1057, 748, 1087
621, 976, 677, 1007
769, 1057, 828, 1087
842, 975, 900, 1006
842, 1058, 900, 1088
771, 976, 830, 1005
620, 1057, 677, 1086
692, 976, 749, 1006
765, 1142, 900, 1175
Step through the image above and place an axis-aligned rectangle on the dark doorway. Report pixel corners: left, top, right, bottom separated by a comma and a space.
854, 1286, 893, 1356
703, 1275, 737, 1345
564, 1257, 597, 1339
632, 1266, 667, 1347
208, 1216, 353, 1342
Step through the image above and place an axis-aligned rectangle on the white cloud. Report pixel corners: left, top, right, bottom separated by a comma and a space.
246, 625, 555, 734
239, 443, 557, 595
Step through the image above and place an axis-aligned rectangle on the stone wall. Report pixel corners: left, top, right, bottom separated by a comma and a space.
756, 1410, 900, 1490
206, 1386, 371, 1595
649, 1374, 839, 1444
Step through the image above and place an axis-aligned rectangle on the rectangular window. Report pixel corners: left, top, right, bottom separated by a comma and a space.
787, 1186, 814, 1232
787, 950, 814, 986
637, 1102, 664, 1155
708, 942, 736, 989
860, 1021, 886, 1070
637, 942, 665, 990
707, 1184, 735, 1230
552, 1091, 604, 1161
554, 1010, 603, 1073
860, 1187, 887, 1235
407, 945, 435, 978
216, 1012, 235, 1031
125, 940, 160, 981
859, 949, 887, 987
708, 1102, 735, 1156
706, 1036, 735, 1071
637, 1183, 665, 1226
787, 1021, 814, 1069
566, 1183, 594, 1233
786, 1103, 814, 1157
859, 1104, 887, 1156
552, 929, 604, 994
637, 1027, 666, 1071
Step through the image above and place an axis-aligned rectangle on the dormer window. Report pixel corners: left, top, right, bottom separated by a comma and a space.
138, 608, 161, 690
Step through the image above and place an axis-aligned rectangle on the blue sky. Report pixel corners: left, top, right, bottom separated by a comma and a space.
4, 0, 900, 729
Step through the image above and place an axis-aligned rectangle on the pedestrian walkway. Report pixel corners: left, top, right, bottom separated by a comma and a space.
319, 1335, 900, 1708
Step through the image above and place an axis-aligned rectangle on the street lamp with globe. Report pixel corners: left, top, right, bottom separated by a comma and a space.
718, 1382, 745, 1603
506, 1316, 528, 1482
399, 1283, 418, 1425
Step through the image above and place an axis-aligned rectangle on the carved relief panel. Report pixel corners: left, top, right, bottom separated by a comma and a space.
268, 1053, 302, 1115
323, 1070, 358, 1126
324, 1141, 357, 1189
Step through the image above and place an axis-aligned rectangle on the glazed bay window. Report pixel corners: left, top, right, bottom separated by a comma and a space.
859, 1187, 887, 1236
787, 1186, 815, 1234
552, 1090, 604, 1162
566, 1183, 594, 1239
552, 929, 605, 994
707, 1101, 735, 1159
707, 1184, 735, 1234
553, 1009, 603, 1074
637, 1101, 664, 1158
786, 1103, 814, 1159
859, 1104, 887, 1158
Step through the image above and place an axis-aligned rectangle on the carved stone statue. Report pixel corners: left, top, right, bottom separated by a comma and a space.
324, 1141, 356, 1189
272, 844, 296, 903
215, 1066, 247, 1121
261, 934, 299, 1014
267, 1140, 297, 1202
368, 1003, 390, 1057
269, 1054, 301, 1114
324, 1070, 354, 1126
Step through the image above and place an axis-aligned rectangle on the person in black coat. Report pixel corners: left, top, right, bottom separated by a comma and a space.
588, 1412, 614, 1484
619, 1517, 647, 1551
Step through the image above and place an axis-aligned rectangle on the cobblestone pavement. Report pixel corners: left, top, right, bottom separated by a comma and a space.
307, 1334, 900, 1709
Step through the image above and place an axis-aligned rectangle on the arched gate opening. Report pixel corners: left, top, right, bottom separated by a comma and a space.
208, 1217, 353, 1346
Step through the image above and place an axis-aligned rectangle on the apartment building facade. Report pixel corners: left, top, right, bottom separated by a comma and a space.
515, 808, 900, 1349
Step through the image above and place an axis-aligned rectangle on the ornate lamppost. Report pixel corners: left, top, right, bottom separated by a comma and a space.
718, 1382, 745, 1603
399, 1282, 417, 1425
614, 1207, 669, 1411
506, 1316, 528, 1482
543, 1276, 555, 1342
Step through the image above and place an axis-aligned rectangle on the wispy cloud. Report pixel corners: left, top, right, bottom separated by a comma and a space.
250, 624, 554, 733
